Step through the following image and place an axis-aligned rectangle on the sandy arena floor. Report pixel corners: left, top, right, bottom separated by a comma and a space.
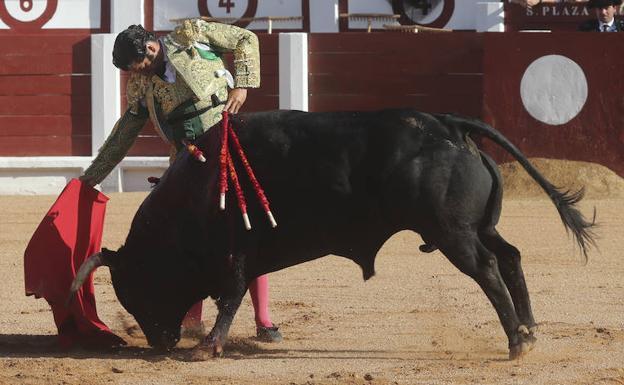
0, 189, 622, 385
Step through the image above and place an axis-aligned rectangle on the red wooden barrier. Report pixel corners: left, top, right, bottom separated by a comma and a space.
482, 32, 624, 177
308, 32, 483, 117
0, 0, 110, 156
0, 35, 92, 156
2, 25, 622, 177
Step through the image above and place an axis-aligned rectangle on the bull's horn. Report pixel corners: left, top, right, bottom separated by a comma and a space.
65, 252, 107, 307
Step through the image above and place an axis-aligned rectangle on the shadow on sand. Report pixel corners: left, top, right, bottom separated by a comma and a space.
0, 334, 289, 361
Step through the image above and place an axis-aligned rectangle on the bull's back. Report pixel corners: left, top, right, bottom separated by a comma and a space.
235, 109, 442, 187
233, 109, 491, 228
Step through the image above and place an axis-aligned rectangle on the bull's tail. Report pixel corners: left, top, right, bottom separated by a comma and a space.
454, 116, 597, 260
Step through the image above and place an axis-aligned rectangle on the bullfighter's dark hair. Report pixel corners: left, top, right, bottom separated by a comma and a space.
112, 24, 157, 70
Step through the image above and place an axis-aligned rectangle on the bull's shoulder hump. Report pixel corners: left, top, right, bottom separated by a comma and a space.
238, 109, 438, 138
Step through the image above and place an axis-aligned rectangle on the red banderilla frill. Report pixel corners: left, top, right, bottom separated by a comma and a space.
219, 111, 277, 230
182, 139, 206, 162
227, 153, 250, 230
219, 111, 230, 209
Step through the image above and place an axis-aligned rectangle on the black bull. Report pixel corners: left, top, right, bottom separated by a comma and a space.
71, 109, 595, 360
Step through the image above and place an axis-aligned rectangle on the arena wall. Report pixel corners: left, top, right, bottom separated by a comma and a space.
0, 0, 621, 194
307, 32, 483, 116
0, 0, 110, 157
482, 32, 624, 178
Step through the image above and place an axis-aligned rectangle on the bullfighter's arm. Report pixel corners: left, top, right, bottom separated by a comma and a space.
82, 108, 148, 185
196, 20, 261, 88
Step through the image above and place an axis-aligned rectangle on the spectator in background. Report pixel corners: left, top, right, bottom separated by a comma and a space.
578, 0, 624, 31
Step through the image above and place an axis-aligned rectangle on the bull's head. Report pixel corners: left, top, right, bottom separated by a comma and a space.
68, 247, 206, 350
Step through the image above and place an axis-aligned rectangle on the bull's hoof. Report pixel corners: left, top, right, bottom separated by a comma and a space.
508, 326, 537, 360
188, 345, 223, 361
188, 337, 224, 361
188, 347, 212, 361
212, 344, 224, 357
509, 341, 531, 360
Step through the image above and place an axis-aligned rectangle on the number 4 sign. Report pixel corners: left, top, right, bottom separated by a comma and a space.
218, 0, 234, 14
199, 0, 257, 27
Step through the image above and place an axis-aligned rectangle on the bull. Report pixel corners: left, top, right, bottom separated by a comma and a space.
70, 109, 595, 360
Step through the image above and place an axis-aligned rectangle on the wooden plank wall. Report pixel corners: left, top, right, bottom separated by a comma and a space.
120, 33, 280, 156
4, 28, 621, 177
0, 35, 91, 156
482, 32, 624, 177
308, 33, 484, 117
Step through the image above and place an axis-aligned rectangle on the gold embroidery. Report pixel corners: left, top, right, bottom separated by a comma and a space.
170, 19, 197, 49
168, 19, 260, 93
151, 75, 195, 116
126, 73, 149, 114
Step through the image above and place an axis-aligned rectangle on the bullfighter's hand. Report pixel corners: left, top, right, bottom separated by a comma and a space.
224, 88, 247, 114
79, 174, 97, 187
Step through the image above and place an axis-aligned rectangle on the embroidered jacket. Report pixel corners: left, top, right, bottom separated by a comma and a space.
84, 19, 260, 184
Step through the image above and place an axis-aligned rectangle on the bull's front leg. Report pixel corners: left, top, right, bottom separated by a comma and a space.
190, 254, 247, 361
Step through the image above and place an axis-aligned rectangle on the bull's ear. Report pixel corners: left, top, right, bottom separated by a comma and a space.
101, 247, 120, 270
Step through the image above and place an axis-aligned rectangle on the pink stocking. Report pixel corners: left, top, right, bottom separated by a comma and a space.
182, 301, 203, 328
249, 274, 273, 328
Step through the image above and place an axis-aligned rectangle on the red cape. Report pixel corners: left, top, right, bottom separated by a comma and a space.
24, 179, 125, 349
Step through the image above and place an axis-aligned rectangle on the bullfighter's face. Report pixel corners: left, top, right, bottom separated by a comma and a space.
128, 41, 164, 76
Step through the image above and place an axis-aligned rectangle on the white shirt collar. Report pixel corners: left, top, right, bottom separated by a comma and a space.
599, 19, 615, 31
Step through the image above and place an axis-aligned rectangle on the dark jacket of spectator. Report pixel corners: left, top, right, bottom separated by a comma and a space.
579, 0, 624, 31
578, 18, 624, 31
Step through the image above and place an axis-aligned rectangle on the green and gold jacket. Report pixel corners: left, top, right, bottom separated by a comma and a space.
84, 19, 260, 184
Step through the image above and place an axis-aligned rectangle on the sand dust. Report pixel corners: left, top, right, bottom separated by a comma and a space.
0, 160, 622, 385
